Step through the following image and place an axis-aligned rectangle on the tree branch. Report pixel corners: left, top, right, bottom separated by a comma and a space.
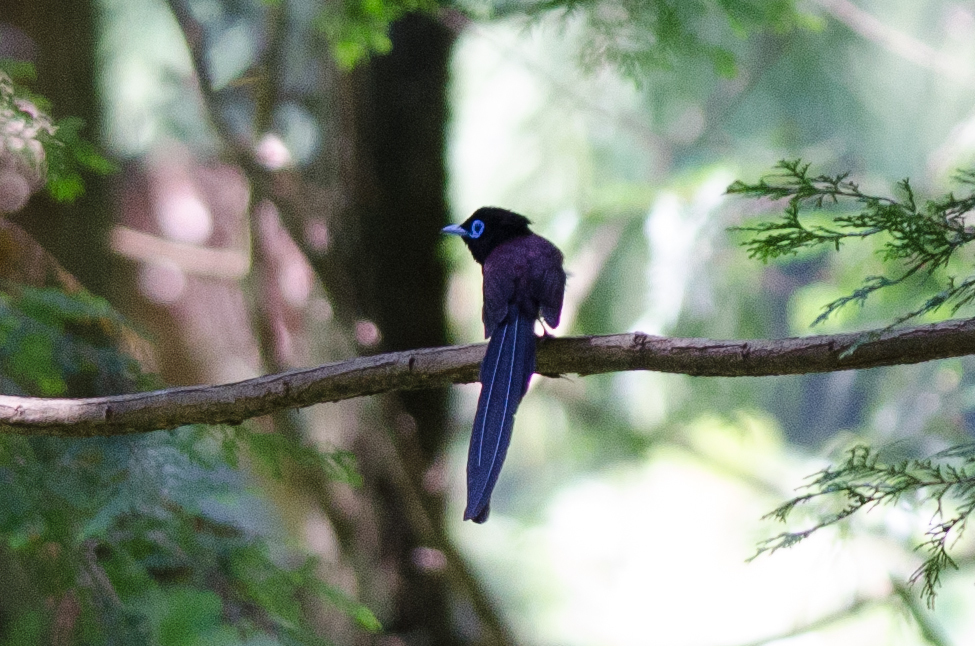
4, 317, 975, 437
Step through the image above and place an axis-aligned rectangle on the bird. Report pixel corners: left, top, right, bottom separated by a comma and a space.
442, 207, 566, 523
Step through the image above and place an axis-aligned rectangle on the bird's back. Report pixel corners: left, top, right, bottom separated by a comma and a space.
482, 234, 566, 337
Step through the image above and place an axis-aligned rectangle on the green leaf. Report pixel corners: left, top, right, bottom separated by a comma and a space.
43, 117, 117, 203
156, 588, 234, 646
731, 160, 975, 327
710, 47, 738, 78
0, 59, 37, 82
315, 0, 437, 69
242, 427, 362, 486
0, 283, 373, 642
3, 609, 46, 646
756, 444, 975, 607
311, 576, 382, 632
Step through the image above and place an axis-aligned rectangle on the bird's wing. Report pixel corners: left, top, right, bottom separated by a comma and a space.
530, 241, 566, 329
481, 261, 516, 338
537, 264, 566, 329
464, 303, 536, 523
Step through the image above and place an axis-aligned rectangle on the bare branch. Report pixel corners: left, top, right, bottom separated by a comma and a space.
4, 317, 975, 437
812, 0, 975, 85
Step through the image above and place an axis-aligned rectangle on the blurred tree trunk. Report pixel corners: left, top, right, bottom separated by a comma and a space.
344, 12, 453, 493
246, 7, 465, 642
327, 14, 460, 644
2, 1, 474, 640
0, 0, 114, 635
0, 0, 114, 298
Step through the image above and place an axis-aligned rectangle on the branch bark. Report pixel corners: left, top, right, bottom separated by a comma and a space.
4, 317, 975, 437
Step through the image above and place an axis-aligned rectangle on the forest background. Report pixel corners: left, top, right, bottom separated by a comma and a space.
2, 0, 975, 644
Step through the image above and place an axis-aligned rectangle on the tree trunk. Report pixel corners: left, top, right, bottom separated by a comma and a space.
331, 14, 460, 644
0, 0, 114, 298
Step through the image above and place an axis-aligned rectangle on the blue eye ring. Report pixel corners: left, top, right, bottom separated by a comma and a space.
470, 219, 485, 239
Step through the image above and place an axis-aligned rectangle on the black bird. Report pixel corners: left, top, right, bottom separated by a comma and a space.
442, 207, 566, 523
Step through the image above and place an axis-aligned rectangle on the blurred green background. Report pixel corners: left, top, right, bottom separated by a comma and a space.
2, 0, 975, 644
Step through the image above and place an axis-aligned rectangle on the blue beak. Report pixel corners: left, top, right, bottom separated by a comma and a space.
441, 223, 468, 237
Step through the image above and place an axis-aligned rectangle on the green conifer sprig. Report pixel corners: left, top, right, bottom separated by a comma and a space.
754, 444, 975, 606
730, 160, 975, 327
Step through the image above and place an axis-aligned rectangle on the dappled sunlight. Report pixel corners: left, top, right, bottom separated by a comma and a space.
448, 7, 975, 642
458, 415, 974, 646
635, 171, 733, 335
10, 0, 975, 641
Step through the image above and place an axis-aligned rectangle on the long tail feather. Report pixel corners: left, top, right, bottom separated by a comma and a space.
465, 304, 536, 523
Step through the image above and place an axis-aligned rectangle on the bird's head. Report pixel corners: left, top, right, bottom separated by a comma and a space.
441, 207, 532, 264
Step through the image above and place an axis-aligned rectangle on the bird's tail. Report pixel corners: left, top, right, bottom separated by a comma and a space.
465, 304, 536, 523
